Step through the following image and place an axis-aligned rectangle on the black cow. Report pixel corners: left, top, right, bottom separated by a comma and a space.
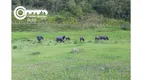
80, 36, 85, 41
56, 36, 66, 42
65, 37, 70, 40
37, 35, 44, 43
95, 36, 109, 40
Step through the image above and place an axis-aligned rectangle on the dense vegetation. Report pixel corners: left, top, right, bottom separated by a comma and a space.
12, 0, 130, 21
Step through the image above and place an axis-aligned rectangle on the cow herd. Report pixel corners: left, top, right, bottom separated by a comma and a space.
37, 35, 109, 43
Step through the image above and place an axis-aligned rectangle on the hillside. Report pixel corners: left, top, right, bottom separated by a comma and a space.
12, 0, 130, 32
12, 0, 130, 21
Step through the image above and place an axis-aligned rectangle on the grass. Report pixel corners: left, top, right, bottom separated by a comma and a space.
12, 29, 130, 80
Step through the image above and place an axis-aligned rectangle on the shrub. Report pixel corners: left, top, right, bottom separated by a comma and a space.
12, 45, 17, 49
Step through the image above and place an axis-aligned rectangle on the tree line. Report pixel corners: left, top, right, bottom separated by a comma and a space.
12, 0, 130, 21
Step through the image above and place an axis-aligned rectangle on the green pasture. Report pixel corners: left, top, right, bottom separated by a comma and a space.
12, 29, 130, 80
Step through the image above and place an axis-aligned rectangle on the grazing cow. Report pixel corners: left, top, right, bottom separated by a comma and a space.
65, 37, 70, 40
56, 36, 66, 42
80, 36, 85, 41
95, 36, 109, 40
37, 35, 44, 43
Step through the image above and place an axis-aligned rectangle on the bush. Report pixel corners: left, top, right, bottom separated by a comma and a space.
12, 45, 17, 49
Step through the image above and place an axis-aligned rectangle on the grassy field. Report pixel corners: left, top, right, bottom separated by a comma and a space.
12, 29, 130, 80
